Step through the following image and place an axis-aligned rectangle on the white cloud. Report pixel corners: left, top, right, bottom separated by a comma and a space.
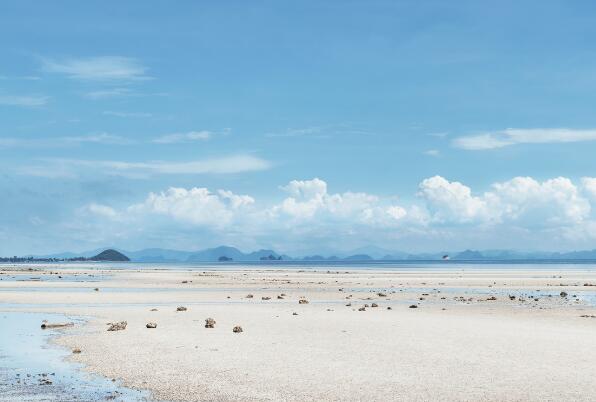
582, 177, 596, 200
62, 133, 133, 145
0, 95, 49, 107
42, 56, 149, 81
453, 128, 596, 150
84, 88, 132, 99
418, 176, 489, 223
71, 176, 596, 251
103, 111, 152, 118
153, 131, 211, 144
424, 149, 439, 156
85, 203, 120, 220
418, 176, 591, 226
19, 155, 271, 178
130, 187, 254, 227
0, 133, 131, 148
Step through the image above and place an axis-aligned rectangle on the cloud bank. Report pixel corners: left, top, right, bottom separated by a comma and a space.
78, 175, 596, 252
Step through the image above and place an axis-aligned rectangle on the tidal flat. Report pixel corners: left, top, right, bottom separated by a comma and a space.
1, 263, 595, 401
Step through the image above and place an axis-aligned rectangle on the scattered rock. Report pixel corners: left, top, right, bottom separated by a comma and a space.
371, 303, 378, 308
181, 280, 188, 284
358, 307, 366, 311
277, 295, 284, 299
487, 296, 497, 301
298, 299, 309, 304
580, 314, 595, 318
246, 294, 254, 298
107, 321, 127, 331
41, 322, 74, 329
205, 318, 216, 328
150, 308, 158, 311
94, 288, 99, 291
72, 348, 81, 354
146, 322, 157, 329
233, 326, 243, 333
409, 305, 418, 309
386, 306, 392, 310
560, 291, 568, 297
262, 296, 271, 300
176, 306, 187, 311
377, 292, 387, 297
292, 312, 298, 315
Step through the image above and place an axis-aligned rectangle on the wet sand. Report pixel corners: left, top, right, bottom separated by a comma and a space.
1, 264, 595, 401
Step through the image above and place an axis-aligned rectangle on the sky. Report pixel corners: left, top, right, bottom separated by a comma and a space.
3, 1, 596, 255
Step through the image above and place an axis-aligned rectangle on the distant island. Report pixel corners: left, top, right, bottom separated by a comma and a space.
0, 249, 130, 263
7, 246, 596, 264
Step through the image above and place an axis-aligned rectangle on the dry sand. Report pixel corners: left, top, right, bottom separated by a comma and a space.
1, 265, 595, 401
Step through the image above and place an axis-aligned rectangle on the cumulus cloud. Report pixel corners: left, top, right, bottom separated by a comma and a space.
72, 176, 596, 252
452, 128, 596, 150
418, 176, 591, 227
418, 176, 489, 223
130, 187, 254, 227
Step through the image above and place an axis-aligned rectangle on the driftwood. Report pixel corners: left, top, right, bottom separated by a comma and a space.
41, 322, 74, 329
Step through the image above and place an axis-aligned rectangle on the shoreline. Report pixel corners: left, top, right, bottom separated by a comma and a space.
1, 264, 595, 401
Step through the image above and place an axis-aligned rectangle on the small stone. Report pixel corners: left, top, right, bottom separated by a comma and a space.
176, 306, 187, 311
181, 280, 188, 284
487, 296, 497, 301
72, 348, 82, 354
386, 306, 392, 310
298, 299, 309, 304
205, 318, 216, 328
150, 308, 158, 311
377, 292, 387, 297
94, 288, 99, 291
232, 326, 243, 333
246, 294, 254, 298
146, 322, 157, 329
277, 295, 284, 299
262, 296, 271, 300
560, 291, 568, 297
292, 312, 298, 315
358, 307, 366, 311
107, 321, 127, 331
409, 305, 418, 309
371, 303, 378, 308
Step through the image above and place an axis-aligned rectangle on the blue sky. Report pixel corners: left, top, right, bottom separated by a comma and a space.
3, 1, 596, 255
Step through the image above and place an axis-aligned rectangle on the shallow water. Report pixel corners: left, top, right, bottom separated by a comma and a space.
0, 312, 151, 401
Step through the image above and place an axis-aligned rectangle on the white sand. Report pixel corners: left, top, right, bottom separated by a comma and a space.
1, 266, 595, 401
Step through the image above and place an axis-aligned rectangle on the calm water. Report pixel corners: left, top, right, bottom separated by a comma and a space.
0, 312, 151, 402
4, 260, 596, 272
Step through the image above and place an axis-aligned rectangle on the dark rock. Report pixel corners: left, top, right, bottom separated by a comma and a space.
107, 321, 127, 331
146, 322, 157, 329
233, 326, 243, 333
205, 318, 216, 328
176, 306, 187, 311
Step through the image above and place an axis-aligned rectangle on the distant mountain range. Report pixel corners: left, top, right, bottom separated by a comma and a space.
22, 246, 596, 262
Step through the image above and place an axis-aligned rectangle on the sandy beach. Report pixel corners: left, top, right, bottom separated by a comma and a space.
1, 264, 595, 401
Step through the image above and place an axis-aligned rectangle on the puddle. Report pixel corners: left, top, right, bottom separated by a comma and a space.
0, 312, 151, 401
